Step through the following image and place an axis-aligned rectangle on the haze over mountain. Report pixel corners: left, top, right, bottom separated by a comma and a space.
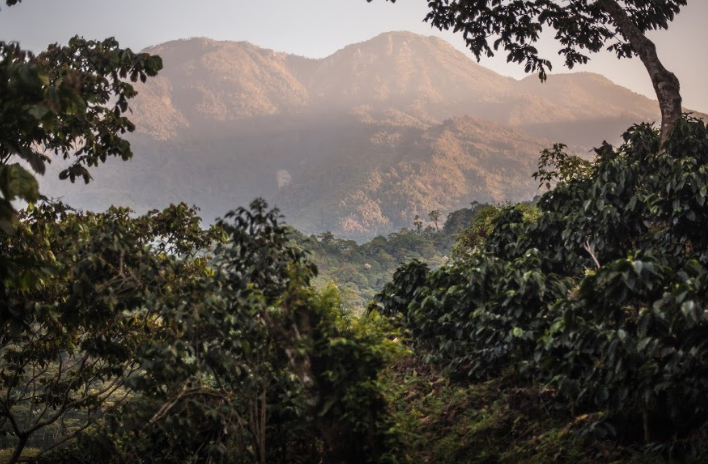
41, 32, 687, 239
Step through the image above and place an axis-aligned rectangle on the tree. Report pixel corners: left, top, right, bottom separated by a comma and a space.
428, 210, 441, 231
214, 200, 406, 464
0, 0, 162, 287
413, 215, 424, 234
372, 0, 686, 142
0, 3, 165, 457
0, 202, 222, 464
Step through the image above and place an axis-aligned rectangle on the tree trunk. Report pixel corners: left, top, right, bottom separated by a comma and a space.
597, 0, 682, 143
263, 308, 369, 464
643, 410, 652, 443
8, 434, 28, 464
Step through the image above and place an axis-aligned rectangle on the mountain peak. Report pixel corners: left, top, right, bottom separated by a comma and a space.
143, 37, 274, 56
335, 30, 476, 63
130, 31, 662, 141
48, 31, 672, 239
299, 30, 512, 120
362, 30, 450, 44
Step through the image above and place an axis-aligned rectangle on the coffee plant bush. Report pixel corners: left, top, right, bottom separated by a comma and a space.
372, 116, 708, 446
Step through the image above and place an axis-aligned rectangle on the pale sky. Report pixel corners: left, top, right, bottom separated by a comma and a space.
1, 0, 706, 112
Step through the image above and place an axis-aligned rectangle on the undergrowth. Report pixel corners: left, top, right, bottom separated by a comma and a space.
385, 355, 707, 464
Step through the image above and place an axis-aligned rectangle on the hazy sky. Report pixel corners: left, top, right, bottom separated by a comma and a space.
1, 0, 706, 112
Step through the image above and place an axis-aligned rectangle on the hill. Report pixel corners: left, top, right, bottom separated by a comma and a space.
39, 32, 681, 239
275, 116, 545, 237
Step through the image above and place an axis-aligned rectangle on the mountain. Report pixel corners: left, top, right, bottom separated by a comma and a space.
128, 38, 310, 139
40, 32, 682, 239
274, 116, 546, 237
128, 32, 663, 140
287, 32, 514, 121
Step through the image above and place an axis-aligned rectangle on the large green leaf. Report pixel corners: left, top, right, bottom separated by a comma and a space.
0, 164, 39, 204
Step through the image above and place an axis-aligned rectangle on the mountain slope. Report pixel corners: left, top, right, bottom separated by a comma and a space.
131, 32, 666, 143
288, 31, 514, 122
275, 116, 545, 237
130, 38, 310, 139
40, 32, 685, 239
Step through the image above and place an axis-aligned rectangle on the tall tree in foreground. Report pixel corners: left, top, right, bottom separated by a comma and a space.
0, 202, 221, 464
372, 0, 686, 142
213, 200, 406, 464
0, 0, 162, 288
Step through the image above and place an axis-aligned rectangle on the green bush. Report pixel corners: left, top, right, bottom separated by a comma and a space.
373, 116, 708, 448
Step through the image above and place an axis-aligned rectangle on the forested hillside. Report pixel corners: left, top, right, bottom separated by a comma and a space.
37, 31, 700, 239
372, 116, 708, 463
8, 118, 708, 464
3, 0, 708, 463
294, 205, 482, 309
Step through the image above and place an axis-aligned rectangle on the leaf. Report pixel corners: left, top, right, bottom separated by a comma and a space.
17, 146, 48, 175
637, 312, 650, 337
28, 103, 52, 120
319, 397, 337, 416
632, 261, 643, 275
0, 164, 40, 203
617, 329, 627, 343
637, 337, 652, 353
627, 195, 637, 211
681, 301, 698, 324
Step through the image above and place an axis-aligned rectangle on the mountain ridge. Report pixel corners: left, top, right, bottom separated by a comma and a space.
41, 31, 691, 240
133, 32, 664, 134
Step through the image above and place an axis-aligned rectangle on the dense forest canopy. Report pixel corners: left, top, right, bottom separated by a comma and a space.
374, 115, 708, 456
295, 204, 482, 309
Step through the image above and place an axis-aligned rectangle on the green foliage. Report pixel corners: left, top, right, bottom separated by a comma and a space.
299, 286, 409, 463
375, 116, 708, 450
533, 143, 592, 189
298, 204, 486, 311
0, 37, 162, 184
0, 197, 408, 464
452, 204, 501, 257
0, 1, 162, 294
0, 164, 38, 234
386, 357, 708, 464
373, 260, 430, 322
0, 201, 221, 463
53, 200, 404, 464
216, 200, 407, 463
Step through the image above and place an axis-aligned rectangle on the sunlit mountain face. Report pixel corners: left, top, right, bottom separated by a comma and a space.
42, 32, 686, 240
